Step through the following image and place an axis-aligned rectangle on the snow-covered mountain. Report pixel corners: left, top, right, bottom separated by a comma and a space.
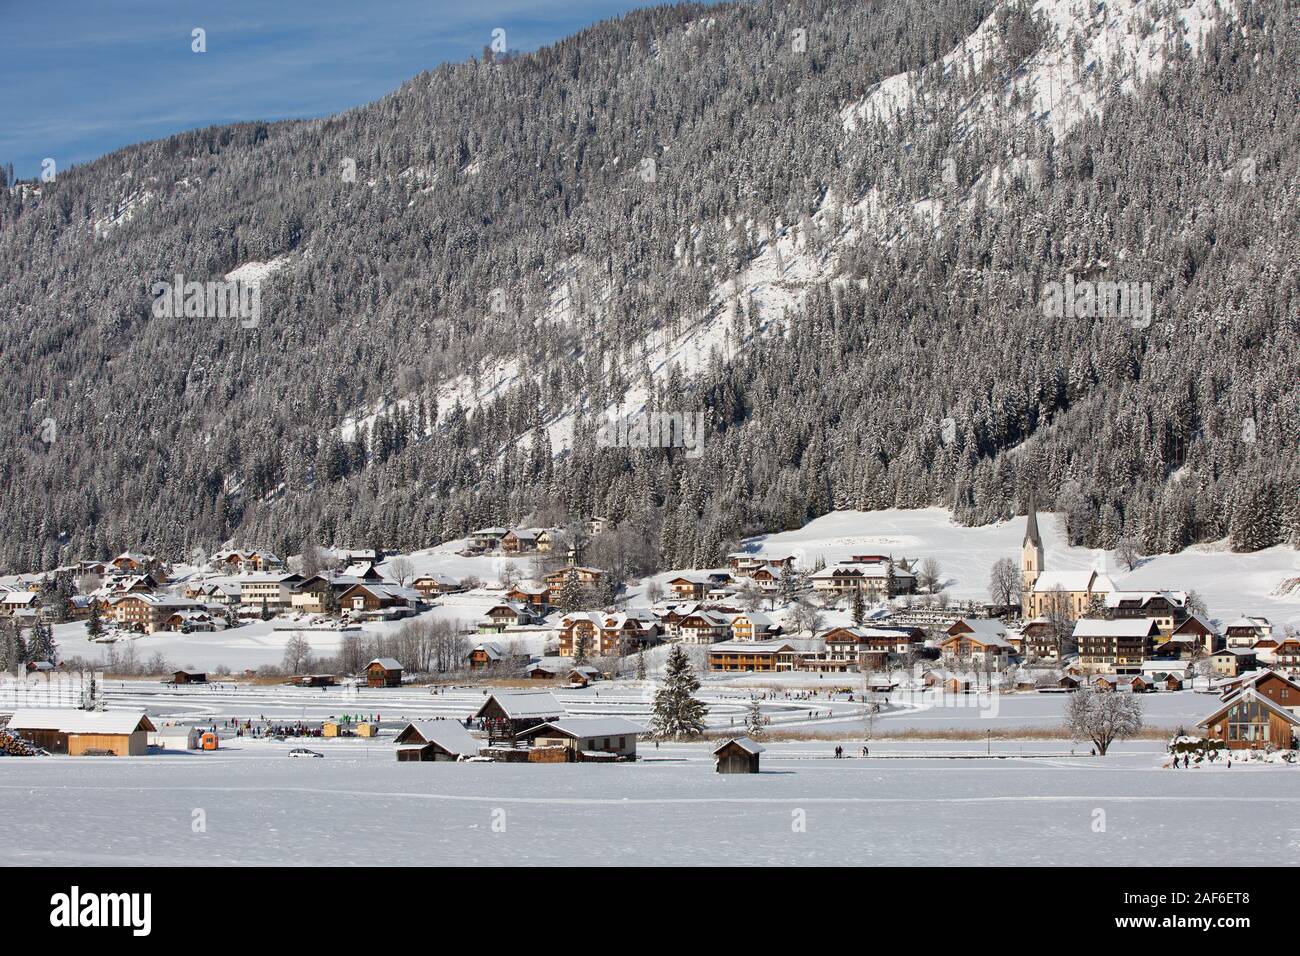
0, 0, 1294, 573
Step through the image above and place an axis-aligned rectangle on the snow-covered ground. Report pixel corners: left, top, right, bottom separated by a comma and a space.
2, 738, 1295, 866
0, 677, 1217, 739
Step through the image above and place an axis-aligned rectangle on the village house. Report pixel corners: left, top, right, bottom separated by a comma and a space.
394, 720, 480, 761
1073, 618, 1161, 675
822, 625, 923, 669
164, 609, 215, 632
468, 527, 509, 551
940, 619, 1015, 669
1104, 590, 1188, 634
411, 572, 464, 599
1211, 648, 1257, 678
1151, 634, 1203, 661
110, 552, 157, 575
338, 582, 423, 618
477, 601, 537, 634
107, 573, 162, 596
211, 549, 284, 574
290, 573, 351, 614
727, 552, 787, 571
1019, 617, 1070, 662
1274, 638, 1300, 673
1215, 670, 1300, 713
0, 590, 39, 618
810, 560, 915, 600
1199, 688, 1300, 751
108, 594, 204, 634
466, 642, 528, 671
504, 583, 551, 612
542, 566, 606, 589
364, 658, 403, 688
558, 611, 659, 657
1224, 616, 1273, 648
666, 574, 709, 600
677, 609, 733, 645
187, 580, 241, 606
239, 572, 304, 612
730, 611, 777, 642
708, 639, 801, 672
1168, 614, 1219, 654
516, 717, 648, 760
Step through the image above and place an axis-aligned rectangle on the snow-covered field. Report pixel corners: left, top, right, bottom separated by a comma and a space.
1, 676, 1217, 738
2, 738, 1296, 866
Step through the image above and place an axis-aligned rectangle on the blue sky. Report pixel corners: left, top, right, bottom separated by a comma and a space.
0, 0, 706, 180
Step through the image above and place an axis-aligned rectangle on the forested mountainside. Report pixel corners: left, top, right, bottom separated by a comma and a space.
0, 0, 1295, 575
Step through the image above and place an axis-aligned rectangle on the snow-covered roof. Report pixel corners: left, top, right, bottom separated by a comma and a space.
367, 658, 403, 670
1200, 688, 1300, 729
708, 639, 796, 653
1071, 618, 1160, 638
714, 736, 765, 755
521, 717, 649, 739
6, 708, 155, 735
395, 720, 479, 755
1033, 570, 1113, 593
1104, 589, 1187, 608
475, 691, 564, 720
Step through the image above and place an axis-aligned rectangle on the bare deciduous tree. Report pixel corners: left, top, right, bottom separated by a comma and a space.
1066, 685, 1144, 756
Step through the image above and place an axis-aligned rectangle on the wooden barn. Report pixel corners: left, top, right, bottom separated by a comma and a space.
5, 708, 156, 756
473, 691, 564, 744
394, 720, 480, 761
714, 736, 764, 774
171, 670, 206, 685
516, 717, 648, 760
291, 674, 337, 688
365, 658, 403, 688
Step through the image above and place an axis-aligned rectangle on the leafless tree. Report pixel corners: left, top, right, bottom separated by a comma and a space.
988, 557, 1022, 610
918, 557, 942, 593
1066, 685, 1144, 756
1115, 536, 1141, 572
387, 556, 415, 587
283, 632, 313, 673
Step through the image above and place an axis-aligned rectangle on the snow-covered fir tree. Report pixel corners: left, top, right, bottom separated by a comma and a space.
651, 644, 708, 741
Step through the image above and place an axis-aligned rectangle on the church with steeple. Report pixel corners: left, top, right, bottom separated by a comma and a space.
1021, 492, 1044, 611
1020, 491, 1118, 620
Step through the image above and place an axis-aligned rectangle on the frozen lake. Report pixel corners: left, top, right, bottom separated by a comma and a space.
1, 739, 1296, 866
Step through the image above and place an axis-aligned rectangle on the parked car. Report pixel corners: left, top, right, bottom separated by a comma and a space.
288, 748, 323, 758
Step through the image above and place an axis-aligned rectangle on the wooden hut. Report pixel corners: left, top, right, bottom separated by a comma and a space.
473, 691, 564, 744
394, 721, 480, 761
171, 670, 206, 685
516, 717, 648, 760
4, 709, 156, 756
365, 658, 403, 688
713, 736, 764, 774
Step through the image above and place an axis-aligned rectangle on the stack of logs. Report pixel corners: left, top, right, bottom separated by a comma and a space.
0, 718, 42, 756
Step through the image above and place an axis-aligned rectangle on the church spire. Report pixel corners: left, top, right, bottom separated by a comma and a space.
1023, 491, 1042, 549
